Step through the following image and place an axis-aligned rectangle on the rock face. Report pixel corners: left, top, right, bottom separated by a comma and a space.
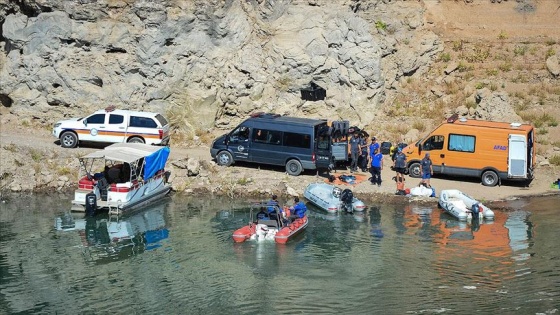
546, 54, 560, 78
0, 0, 441, 130
474, 88, 522, 123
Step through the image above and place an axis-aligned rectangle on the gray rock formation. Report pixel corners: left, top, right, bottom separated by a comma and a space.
0, 0, 441, 131
546, 54, 559, 78
474, 88, 522, 123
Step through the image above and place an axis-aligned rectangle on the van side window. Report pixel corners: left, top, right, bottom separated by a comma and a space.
130, 116, 157, 128
109, 114, 124, 124
283, 132, 311, 148
86, 114, 105, 124
423, 135, 444, 151
253, 129, 282, 145
448, 134, 475, 152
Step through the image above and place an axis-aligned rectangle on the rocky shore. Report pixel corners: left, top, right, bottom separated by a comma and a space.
1, 122, 558, 207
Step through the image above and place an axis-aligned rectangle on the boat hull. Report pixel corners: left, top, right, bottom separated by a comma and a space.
275, 216, 308, 244
304, 183, 365, 213
232, 225, 256, 243
438, 189, 494, 222
232, 216, 308, 244
72, 175, 171, 215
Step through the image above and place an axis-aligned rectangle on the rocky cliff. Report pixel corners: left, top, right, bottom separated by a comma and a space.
0, 0, 443, 134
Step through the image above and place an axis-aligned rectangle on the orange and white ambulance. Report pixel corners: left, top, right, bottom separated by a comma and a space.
53, 107, 170, 148
403, 116, 536, 186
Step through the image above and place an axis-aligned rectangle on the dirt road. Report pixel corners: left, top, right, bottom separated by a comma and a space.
1, 124, 558, 203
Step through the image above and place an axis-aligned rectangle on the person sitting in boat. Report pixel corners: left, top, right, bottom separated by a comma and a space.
256, 206, 269, 220
267, 194, 283, 225
288, 196, 307, 222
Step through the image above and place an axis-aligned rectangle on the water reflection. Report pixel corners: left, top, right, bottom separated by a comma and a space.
0, 194, 557, 314
54, 201, 170, 264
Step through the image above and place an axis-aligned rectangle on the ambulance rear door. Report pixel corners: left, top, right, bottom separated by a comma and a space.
508, 134, 527, 178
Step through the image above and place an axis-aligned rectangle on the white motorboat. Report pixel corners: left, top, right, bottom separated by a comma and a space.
71, 143, 171, 215
303, 183, 366, 214
438, 189, 494, 222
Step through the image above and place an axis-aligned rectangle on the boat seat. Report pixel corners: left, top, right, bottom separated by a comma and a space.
257, 219, 279, 228
450, 199, 467, 210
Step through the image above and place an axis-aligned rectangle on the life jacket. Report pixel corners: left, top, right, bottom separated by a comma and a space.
293, 202, 307, 218
266, 201, 279, 213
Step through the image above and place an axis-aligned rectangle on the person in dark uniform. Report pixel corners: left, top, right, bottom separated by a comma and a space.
349, 132, 360, 172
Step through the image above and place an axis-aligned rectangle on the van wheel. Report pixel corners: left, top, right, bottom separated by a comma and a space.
481, 170, 499, 187
286, 159, 303, 176
60, 131, 78, 148
216, 151, 234, 167
128, 137, 145, 144
408, 162, 421, 178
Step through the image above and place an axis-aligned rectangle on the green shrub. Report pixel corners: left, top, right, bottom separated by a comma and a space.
549, 155, 560, 166
452, 40, 463, 52
497, 30, 508, 40
498, 62, 512, 72
513, 45, 528, 56
465, 100, 477, 110
412, 120, 426, 132
536, 128, 548, 135
534, 112, 558, 127
546, 48, 556, 59
3, 143, 17, 152
439, 52, 451, 62
375, 20, 387, 31
30, 149, 43, 162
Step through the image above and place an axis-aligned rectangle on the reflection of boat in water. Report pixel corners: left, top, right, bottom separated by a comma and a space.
71, 143, 171, 215
304, 183, 366, 214
306, 203, 365, 222
438, 189, 494, 222
54, 202, 170, 263
232, 203, 308, 244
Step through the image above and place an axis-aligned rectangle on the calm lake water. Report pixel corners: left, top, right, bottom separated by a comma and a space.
0, 193, 558, 314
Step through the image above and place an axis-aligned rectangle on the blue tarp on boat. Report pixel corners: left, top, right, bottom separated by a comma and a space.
143, 146, 170, 180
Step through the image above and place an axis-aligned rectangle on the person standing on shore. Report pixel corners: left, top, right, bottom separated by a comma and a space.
393, 147, 407, 182
359, 133, 369, 172
349, 132, 360, 172
420, 153, 433, 187
369, 136, 380, 165
369, 147, 383, 186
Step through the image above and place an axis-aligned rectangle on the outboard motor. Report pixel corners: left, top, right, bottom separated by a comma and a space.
340, 189, 354, 214
471, 203, 480, 222
85, 192, 97, 217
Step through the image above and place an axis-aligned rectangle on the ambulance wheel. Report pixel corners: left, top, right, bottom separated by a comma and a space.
127, 137, 145, 144
286, 159, 303, 176
60, 131, 78, 148
408, 162, 421, 178
216, 151, 233, 167
481, 170, 499, 187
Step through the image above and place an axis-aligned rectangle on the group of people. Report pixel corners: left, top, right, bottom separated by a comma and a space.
349, 132, 434, 190
256, 194, 308, 225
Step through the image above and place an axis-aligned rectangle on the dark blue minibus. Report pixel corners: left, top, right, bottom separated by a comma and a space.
210, 113, 332, 175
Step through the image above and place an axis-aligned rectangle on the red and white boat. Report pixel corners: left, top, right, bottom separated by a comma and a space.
232, 203, 308, 244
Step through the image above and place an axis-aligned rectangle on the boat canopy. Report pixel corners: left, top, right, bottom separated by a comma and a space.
80, 144, 170, 179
